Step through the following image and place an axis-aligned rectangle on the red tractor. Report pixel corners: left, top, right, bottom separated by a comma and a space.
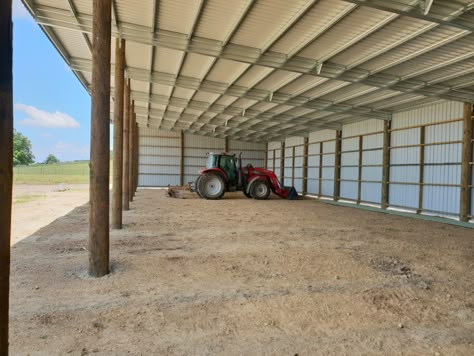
195, 152, 299, 200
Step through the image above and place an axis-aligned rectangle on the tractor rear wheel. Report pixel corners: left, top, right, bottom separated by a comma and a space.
250, 180, 270, 200
195, 175, 203, 198
199, 173, 226, 200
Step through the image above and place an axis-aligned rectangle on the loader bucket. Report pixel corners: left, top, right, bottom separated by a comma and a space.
285, 186, 299, 200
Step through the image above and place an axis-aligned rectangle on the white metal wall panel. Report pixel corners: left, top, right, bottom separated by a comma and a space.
183, 134, 224, 183
139, 127, 181, 187
392, 101, 464, 129
389, 101, 464, 214
228, 140, 266, 167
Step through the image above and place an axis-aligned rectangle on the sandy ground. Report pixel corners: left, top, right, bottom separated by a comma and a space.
9, 190, 474, 355
12, 184, 89, 245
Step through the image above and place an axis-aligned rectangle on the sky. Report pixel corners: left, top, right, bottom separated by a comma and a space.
12, 0, 92, 162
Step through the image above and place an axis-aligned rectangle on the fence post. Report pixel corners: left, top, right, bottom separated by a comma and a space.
318, 142, 323, 198
460, 103, 473, 222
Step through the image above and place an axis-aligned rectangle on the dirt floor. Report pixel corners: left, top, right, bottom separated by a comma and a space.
12, 184, 89, 245
9, 190, 474, 355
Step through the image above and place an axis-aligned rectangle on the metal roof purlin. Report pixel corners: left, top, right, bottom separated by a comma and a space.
32, 4, 474, 103
343, 0, 474, 32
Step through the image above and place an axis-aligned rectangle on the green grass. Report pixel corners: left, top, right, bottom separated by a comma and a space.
14, 161, 91, 184
14, 194, 46, 204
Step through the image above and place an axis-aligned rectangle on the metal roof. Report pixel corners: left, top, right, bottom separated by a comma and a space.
22, 0, 474, 142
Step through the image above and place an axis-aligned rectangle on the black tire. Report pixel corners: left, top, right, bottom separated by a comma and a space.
243, 190, 252, 198
195, 176, 203, 198
250, 180, 271, 200
199, 173, 226, 200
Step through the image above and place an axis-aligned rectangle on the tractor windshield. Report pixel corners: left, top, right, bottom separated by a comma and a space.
206, 154, 218, 169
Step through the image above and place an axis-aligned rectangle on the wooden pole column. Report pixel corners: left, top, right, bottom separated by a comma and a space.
357, 135, 363, 204
460, 103, 473, 222
302, 137, 309, 195
111, 38, 125, 229
180, 130, 184, 186
264, 142, 268, 170
129, 112, 135, 201
318, 142, 323, 198
224, 137, 229, 153
134, 122, 139, 192
280, 141, 285, 185
272, 149, 276, 171
291, 146, 296, 187
123, 98, 132, 210
417, 126, 426, 214
334, 130, 342, 201
381, 120, 391, 209
0, 1, 13, 351
89, 0, 112, 277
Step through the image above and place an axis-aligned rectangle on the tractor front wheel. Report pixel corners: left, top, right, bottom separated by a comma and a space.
199, 173, 226, 200
250, 180, 270, 200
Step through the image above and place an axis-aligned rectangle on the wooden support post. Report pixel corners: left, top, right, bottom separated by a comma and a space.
0, 1, 13, 351
357, 135, 363, 204
89, 0, 112, 277
381, 120, 391, 209
292, 146, 296, 187
318, 142, 323, 197
417, 126, 426, 214
135, 122, 139, 191
264, 142, 268, 170
180, 130, 184, 186
302, 137, 309, 195
280, 141, 285, 185
129, 112, 135, 201
334, 130, 342, 201
460, 103, 473, 222
224, 136, 229, 153
111, 38, 125, 229
123, 98, 132, 210
272, 149, 276, 171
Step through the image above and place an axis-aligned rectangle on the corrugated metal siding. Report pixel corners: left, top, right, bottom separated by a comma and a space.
307, 130, 336, 196
285, 137, 305, 192
228, 140, 266, 167
340, 120, 384, 204
390, 101, 464, 216
183, 134, 225, 183
139, 127, 181, 187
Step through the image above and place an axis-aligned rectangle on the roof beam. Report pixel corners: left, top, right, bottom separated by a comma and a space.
32, 4, 474, 102
70, 58, 392, 120
343, 0, 474, 32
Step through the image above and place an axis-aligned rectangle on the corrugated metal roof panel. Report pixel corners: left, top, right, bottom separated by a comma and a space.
298, 7, 397, 61
205, 59, 250, 83
152, 48, 184, 74
156, 0, 202, 35
230, 0, 316, 50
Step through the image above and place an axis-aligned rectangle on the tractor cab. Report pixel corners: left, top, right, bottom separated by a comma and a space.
206, 153, 238, 185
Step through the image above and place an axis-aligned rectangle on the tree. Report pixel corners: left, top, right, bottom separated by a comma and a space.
44, 154, 60, 164
13, 130, 35, 166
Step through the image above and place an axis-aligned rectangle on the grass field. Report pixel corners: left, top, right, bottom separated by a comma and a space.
13, 161, 91, 184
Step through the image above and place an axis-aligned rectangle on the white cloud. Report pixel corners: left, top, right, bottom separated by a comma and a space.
15, 103, 80, 129
13, 0, 30, 19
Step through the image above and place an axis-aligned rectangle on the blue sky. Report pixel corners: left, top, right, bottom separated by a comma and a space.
13, 0, 92, 162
